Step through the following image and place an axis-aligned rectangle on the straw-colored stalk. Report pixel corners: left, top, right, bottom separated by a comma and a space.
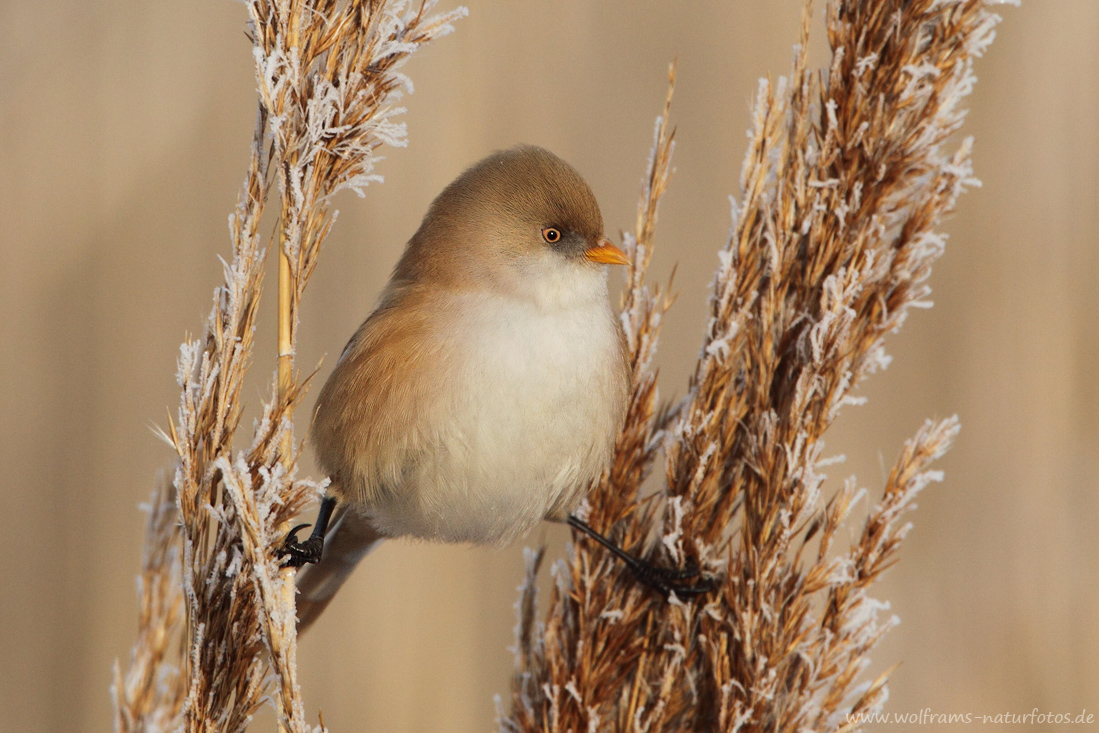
113, 3, 465, 732
500, 1, 1009, 731
277, 215, 296, 733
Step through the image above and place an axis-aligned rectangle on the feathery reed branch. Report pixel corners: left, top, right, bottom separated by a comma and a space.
501, 1, 1007, 730
114, 2, 464, 731
113, 476, 186, 733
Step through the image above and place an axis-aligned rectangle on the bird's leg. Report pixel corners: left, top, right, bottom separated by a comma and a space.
566, 515, 717, 599
280, 496, 337, 567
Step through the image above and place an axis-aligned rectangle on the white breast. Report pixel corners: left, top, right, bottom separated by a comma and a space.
366, 265, 625, 545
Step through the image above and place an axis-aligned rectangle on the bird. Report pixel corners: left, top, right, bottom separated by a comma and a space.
283, 145, 711, 632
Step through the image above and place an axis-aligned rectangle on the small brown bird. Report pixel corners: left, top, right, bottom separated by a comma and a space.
284, 146, 709, 631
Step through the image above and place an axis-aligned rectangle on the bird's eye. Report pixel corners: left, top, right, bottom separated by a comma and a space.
541, 227, 562, 244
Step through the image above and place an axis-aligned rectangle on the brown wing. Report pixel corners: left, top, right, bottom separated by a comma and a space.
309, 288, 459, 510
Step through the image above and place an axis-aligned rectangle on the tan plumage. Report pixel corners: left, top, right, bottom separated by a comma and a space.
296, 146, 630, 631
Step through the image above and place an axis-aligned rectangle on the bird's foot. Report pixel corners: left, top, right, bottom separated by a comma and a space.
628, 558, 718, 600
566, 514, 718, 600
279, 523, 323, 568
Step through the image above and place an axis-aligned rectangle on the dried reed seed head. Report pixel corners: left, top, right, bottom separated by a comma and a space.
119, 2, 465, 732
501, 1, 999, 730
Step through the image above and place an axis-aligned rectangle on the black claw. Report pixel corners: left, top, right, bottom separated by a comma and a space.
636, 563, 719, 599
287, 523, 311, 541
280, 523, 323, 568
651, 562, 702, 581
630, 559, 718, 599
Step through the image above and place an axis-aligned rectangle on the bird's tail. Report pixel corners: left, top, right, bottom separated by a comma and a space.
295, 506, 385, 634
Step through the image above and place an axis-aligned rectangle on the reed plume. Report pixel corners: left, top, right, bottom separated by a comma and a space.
500, 1, 1009, 730
112, 476, 186, 733
113, 2, 464, 731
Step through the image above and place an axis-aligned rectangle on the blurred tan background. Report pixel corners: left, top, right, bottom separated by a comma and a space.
2, 1, 1097, 730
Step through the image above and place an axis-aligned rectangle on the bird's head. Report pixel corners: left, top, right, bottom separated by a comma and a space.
394, 146, 629, 304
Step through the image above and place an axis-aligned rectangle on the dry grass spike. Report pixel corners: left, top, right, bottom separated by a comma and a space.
114, 2, 465, 731
499, 1, 1008, 730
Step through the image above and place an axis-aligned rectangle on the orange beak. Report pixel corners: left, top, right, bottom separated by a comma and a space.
584, 239, 630, 266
